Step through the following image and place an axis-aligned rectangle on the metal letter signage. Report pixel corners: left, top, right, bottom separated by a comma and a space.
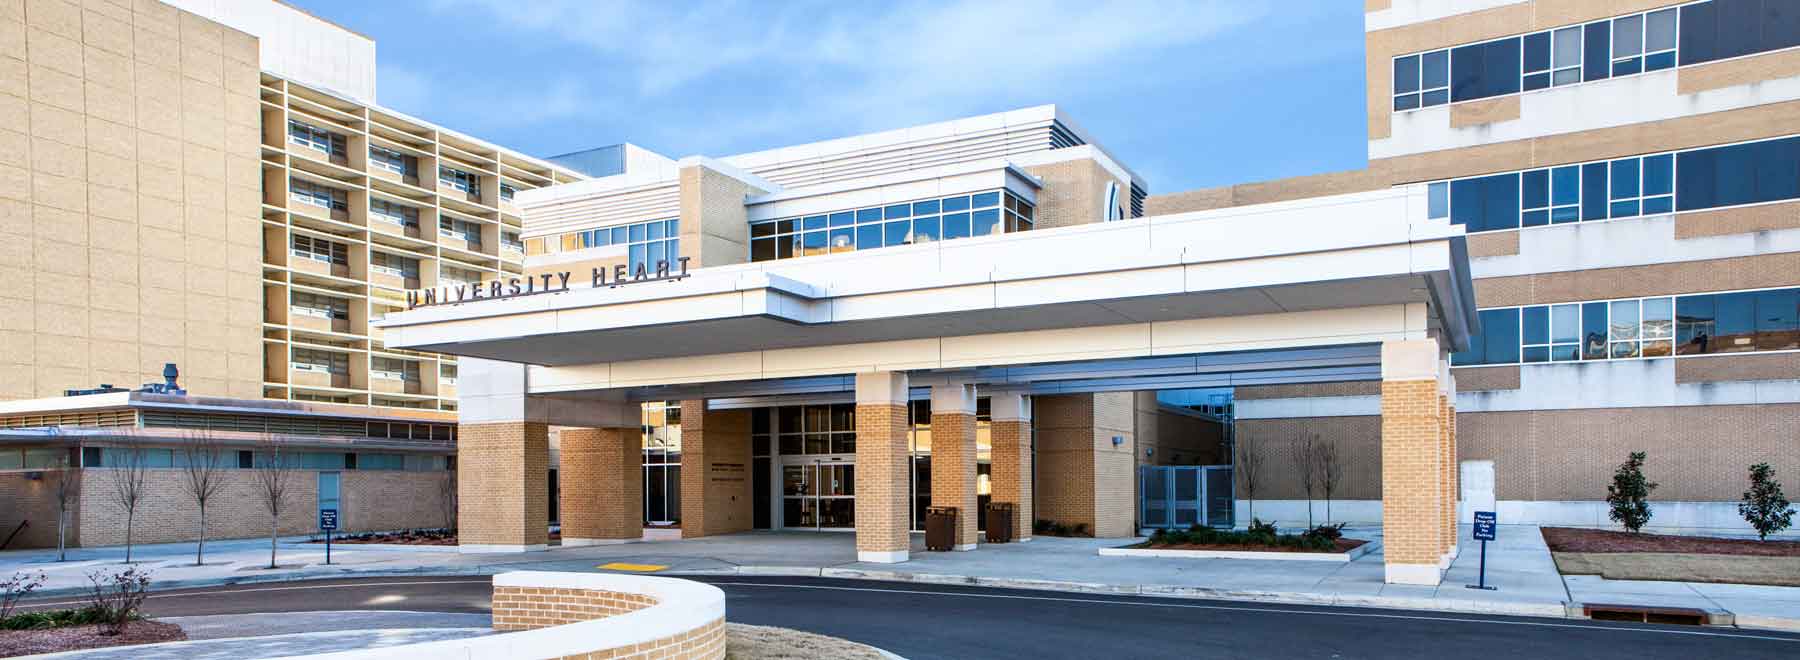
405, 256, 691, 309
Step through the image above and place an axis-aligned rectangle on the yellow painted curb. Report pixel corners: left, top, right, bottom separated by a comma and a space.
598, 562, 668, 572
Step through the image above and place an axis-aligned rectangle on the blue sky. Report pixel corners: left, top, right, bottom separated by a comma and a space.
292, 1, 1368, 194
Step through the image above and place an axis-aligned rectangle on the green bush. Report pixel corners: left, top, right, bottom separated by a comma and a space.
1606, 452, 1657, 533
0, 606, 117, 631
1740, 463, 1795, 541
1145, 521, 1338, 551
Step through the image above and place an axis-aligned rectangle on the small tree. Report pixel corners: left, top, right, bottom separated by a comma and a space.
2, 571, 46, 620
249, 436, 296, 569
1606, 451, 1657, 533
53, 453, 79, 562
1739, 463, 1794, 541
85, 566, 151, 636
103, 440, 150, 563
177, 432, 231, 566
1316, 438, 1343, 525
1235, 437, 1264, 524
1296, 433, 1319, 528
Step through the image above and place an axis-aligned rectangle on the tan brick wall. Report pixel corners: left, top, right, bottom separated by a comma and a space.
1678, 46, 1800, 95
78, 467, 315, 546
1020, 157, 1127, 229
341, 468, 452, 532
1675, 353, 1800, 384
0, 0, 264, 400
559, 427, 641, 541
679, 401, 752, 538
491, 585, 726, 660
459, 421, 548, 547
1455, 365, 1520, 392
0, 468, 79, 548
1235, 416, 1384, 500
679, 165, 766, 268
852, 402, 909, 554
1466, 231, 1520, 258
929, 410, 979, 546
1475, 252, 1800, 308
1032, 392, 1137, 537
988, 418, 1031, 541
1674, 200, 1800, 239
1380, 379, 1444, 565
1236, 380, 1381, 400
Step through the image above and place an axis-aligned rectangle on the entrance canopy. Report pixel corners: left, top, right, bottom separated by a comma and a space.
379, 188, 1477, 397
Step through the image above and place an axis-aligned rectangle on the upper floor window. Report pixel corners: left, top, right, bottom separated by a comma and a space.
369, 199, 420, 228
290, 178, 348, 213
1452, 285, 1800, 367
501, 231, 523, 253
440, 265, 483, 286
369, 145, 417, 178
439, 166, 481, 196
287, 119, 345, 158
1393, 49, 1448, 110
439, 216, 483, 245
500, 183, 517, 201
292, 348, 349, 374
1426, 134, 1798, 233
371, 357, 419, 381
291, 234, 348, 266
370, 251, 419, 279
290, 292, 349, 321
747, 190, 1032, 263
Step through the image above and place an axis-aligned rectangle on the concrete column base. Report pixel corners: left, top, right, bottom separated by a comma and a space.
561, 537, 634, 547
950, 543, 978, 551
859, 550, 909, 563
1385, 563, 1443, 586
459, 543, 549, 554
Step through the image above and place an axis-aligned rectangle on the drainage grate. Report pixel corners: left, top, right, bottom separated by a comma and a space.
1583, 603, 1710, 626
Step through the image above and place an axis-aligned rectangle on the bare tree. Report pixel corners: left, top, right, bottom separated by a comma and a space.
103, 440, 150, 564
249, 436, 296, 569
1235, 436, 1265, 524
1315, 438, 1343, 525
53, 452, 79, 562
439, 466, 458, 532
177, 432, 230, 566
1296, 433, 1319, 528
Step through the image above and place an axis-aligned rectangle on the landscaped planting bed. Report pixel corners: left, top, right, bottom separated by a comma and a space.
1542, 527, 1800, 586
1541, 527, 1800, 556
0, 620, 184, 658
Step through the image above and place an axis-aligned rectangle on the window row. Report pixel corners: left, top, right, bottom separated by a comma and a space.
370, 251, 420, 279
1427, 135, 1800, 233
292, 348, 350, 373
438, 166, 481, 196
439, 216, 483, 245
1395, 1, 1800, 111
290, 178, 348, 213
371, 357, 421, 381
290, 293, 349, 321
82, 447, 447, 471
369, 145, 417, 178
369, 199, 419, 228
1452, 286, 1800, 366
291, 235, 348, 266
287, 119, 345, 158
747, 190, 1034, 263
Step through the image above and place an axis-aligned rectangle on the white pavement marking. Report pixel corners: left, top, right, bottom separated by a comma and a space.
719, 581, 1800, 644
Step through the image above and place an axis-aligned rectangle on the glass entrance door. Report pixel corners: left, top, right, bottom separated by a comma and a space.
781, 456, 854, 530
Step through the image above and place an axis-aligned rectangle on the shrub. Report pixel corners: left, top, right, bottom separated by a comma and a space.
1302, 523, 1347, 543
1739, 463, 1795, 541
1, 606, 109, 631
1145, 521, 1340, 552
1246, 518, 1279, 542
1034, 519, 1051, 535
1, 571, 45, 621
85, 567, 151, 636
1071, 523, 1091, 538
1606, 451, 1657, 533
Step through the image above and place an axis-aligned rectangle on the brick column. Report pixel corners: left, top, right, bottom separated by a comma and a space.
680, 400, 753, 538
989, 393, 1033, 542
458, 421, 550, 552
559, 427, 643, 546
931, 382, 980, 550
1444, 367, 1460, 562
854, 372, 912, 563
1379, 339, 1447, 585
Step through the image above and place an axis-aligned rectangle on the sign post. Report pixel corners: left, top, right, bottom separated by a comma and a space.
1467, 510, 1497, 591
319, 508, 339, 565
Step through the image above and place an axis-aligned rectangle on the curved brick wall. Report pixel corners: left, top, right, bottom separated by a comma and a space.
296, 571, 726, 660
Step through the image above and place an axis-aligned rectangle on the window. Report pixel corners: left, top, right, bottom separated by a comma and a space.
369, 199, 419, 228
438, 166, 481, 197
439, 216, 483, 246
1677, 287, 1800, 355
370, 251, 418, 279
439, 265, 482, 287
368, 145, 415, 178
502, 231, 523, 254
500, 183, 517, 201
440, 364, 458, 385
1393, 49, 1449, 111
290, 235, 348, 266
1523, 27, 1585, 90
290, 179, 348, 214
554, 218, 682, 273
371, 357, 418, 382
287, 119, 344, 158
290, 292, 348, 321
748, 190, 1028, 263
1449, 288, 1800, 367
1679, 0, 1800, 67
292, 348, 348, 374
1676, 136, 1800, 211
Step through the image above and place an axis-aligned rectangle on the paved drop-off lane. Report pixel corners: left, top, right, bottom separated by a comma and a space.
17, 575, 1800, 659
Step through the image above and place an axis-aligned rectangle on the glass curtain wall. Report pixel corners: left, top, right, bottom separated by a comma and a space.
642, 402, 682, 525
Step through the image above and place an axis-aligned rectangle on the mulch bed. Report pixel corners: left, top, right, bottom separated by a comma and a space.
1137, 538, 1367, 554
0, 621, 186, 658
308, 530, 458, 546
1541, 526, 1800, 557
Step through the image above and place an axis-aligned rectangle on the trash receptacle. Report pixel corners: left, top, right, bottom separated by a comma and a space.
925, 506, 959, 551
986, 503, 1014, 543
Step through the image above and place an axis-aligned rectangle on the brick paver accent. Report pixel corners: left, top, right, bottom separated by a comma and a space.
459, 421, 549, 548
492, 585, 726, 659
853, 402, 910, 556
559, 427, 642, 542
931, 410, 979, 547
990, 419, 1033, 541
1380, 379, 1444, 569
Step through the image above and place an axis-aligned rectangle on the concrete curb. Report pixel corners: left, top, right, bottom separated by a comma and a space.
31, 566, 494, 599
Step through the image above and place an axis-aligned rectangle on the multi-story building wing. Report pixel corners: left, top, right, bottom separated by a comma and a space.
1149, 0, 1800, 530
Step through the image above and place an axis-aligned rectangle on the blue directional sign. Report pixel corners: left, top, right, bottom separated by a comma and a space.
319, 508, 339, 531
1473, 511, 1497, 541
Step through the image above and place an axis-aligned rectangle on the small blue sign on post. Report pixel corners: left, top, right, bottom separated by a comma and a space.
319, 508, 338, 565
1467, 510, 1497, 591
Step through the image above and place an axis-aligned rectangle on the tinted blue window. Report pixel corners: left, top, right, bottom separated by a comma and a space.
803, 215, 827, 231
1523, 72, 1550, 91
857, 224, 882, 250
1584, 21, 1611, 82
884, 220, 909, 246
1676, 293, 1715, 354
1450, 43, 1484, 102
801, 231, 826, 253
913, 199, 939, 215
1717, 0, 1761, 60
1522, 305, 1549, 345
646, 220, 664, 240
912, 215, 939, 242
1482, 173, 1519, 232
1394, 55, 1420, 93
884, 204, 910, 219
1484, 308, 1521, 365
1644, 51, 1677, 71
1643, 197, 1674, 214
1450, 178, 1483, 228
1422, 50, 1448, 89
1523, 210, 1549, 227
610, 227, 627, 244
1610, 200, 1640, 218
1754, 137, 1800, 203
1428, 182, 1449, 219
1395, 94, 1421, 112
1677, 147, 1717, 211
1714, 291, 1758, 351
1552, 166, 1580, 206
1483, 38, 1521, 97
941, 196, 970, 212
1715, 142, 1757, 207
971, 192, 1000, 208
1610, 158, 1640, 200
628, 243, 646, 270
1522, 169, 1549, 209
646, 240, 665, 267
1771, 1, 1800, 54
1582, 163, 1609, 220
1523, 31, 1550, 72
1679, 1, 1716, 65
835, 211, 860, 226
1612, 58, 1642, 77
1643, 154, 1674, 196
1582, 302, 1609, 359
1450, 340, 1483, 366
629, 222, 647, 242
971, 209, 1000, 236
941, 212, 970, 240
1755, 288, 1800, 350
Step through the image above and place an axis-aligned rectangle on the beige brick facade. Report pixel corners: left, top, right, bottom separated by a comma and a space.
559, 426, 642, 542
1379, 379, 1445, 568
852, 402, 909, 556
1033, 392, 1137, 538
1020, 157, 1128, 229
988, 418, 1032, 541
491, 584, 726, 660
678, 400, 752, 538
928, 409, 979, 547
458, 421, 548, 548
0, 468, 79, 548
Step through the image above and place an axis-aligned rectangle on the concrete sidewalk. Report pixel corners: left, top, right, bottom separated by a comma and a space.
5, 526, 1798, 632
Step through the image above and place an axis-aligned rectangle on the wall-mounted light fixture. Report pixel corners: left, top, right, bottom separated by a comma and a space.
1111, 435, 1124, 446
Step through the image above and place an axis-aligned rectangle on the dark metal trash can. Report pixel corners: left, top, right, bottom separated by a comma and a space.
986, 503, 1014, 543
925, 506, 959, 551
